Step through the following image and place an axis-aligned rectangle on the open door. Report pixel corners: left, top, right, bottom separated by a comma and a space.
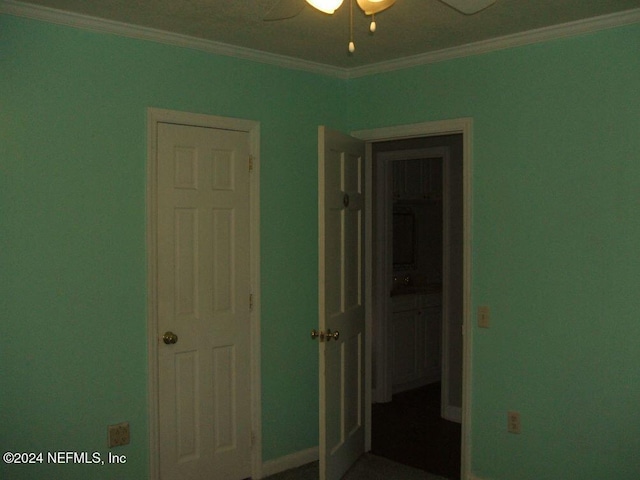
318, 126, 366, 480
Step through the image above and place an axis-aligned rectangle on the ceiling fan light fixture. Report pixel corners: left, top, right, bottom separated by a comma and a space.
305, 0, 345, 14
356, 0, 395, 15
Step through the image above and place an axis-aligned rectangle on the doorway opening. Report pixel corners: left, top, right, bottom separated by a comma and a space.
370, 134, 463, 479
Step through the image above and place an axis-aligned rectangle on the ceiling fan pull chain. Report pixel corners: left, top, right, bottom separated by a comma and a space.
370, 13, 376, 32
348, 0, 355, 53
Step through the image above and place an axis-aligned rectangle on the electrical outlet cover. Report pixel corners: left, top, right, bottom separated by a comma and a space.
108, 422, 130, 448
507, 411, 521, 434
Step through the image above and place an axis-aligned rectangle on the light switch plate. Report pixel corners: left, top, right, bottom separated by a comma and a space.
478, 305, 490, 328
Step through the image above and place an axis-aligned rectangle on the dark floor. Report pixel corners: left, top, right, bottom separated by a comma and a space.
371, 382, 461, 480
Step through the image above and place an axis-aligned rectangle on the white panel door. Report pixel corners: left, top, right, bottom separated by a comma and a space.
318, 126, 366, 480
156, 122, 252, 480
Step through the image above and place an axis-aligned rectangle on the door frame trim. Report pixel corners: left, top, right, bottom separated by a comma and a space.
352, 117, 473, 480
146, 108, 262, 480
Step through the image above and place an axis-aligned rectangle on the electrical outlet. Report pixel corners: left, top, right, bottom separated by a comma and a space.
507, 411, 521, 434
478, 305, 490, 328
108, 422, 130, 448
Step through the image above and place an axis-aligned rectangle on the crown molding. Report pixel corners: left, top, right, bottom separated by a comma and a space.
0, 0, 350, 79
2, 0, 639, 80
347, 8, 640, 78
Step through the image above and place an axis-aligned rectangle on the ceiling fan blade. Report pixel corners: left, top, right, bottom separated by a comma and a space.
439, 0, 496, 15
264, 0, 306, 21
356, 0, 395, 16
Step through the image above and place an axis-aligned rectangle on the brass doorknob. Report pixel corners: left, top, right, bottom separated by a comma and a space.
311, 329, 339, 341
326, 329, 340, 341
163, 331, 178, 345
311, 329, 324, 341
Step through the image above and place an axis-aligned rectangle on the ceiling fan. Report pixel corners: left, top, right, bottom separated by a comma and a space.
264, 0, 497, 21
264, 0, 496, 52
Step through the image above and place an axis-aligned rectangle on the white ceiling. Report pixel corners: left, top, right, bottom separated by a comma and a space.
6, 0, 640, 69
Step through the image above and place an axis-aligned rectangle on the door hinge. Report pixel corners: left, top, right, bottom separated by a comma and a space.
249, 293, 254, 311
249, 155, 254, 173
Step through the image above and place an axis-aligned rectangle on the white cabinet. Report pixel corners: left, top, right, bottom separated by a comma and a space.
392, 159, 442, 201
391, 293, 441, 393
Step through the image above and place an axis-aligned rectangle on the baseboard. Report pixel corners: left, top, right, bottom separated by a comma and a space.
392, 373, 441, 395
260, 446, 319, 478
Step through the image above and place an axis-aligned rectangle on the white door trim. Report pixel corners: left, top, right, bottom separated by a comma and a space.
352, 117, 473, 480
146, 108, 262, 480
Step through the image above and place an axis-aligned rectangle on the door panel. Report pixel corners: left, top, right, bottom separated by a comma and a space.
156, 122, 251, 480
318, 127, 366, 480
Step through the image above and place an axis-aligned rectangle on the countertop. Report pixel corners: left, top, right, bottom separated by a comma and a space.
390, 283, 442, 297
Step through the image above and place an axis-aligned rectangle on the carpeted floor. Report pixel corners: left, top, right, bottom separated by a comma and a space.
263, 453, 448, 480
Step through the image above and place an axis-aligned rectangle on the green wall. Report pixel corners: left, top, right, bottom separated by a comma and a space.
2, 10, 640, 480
1, 14, 347, 479
348, 24, 640, 479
